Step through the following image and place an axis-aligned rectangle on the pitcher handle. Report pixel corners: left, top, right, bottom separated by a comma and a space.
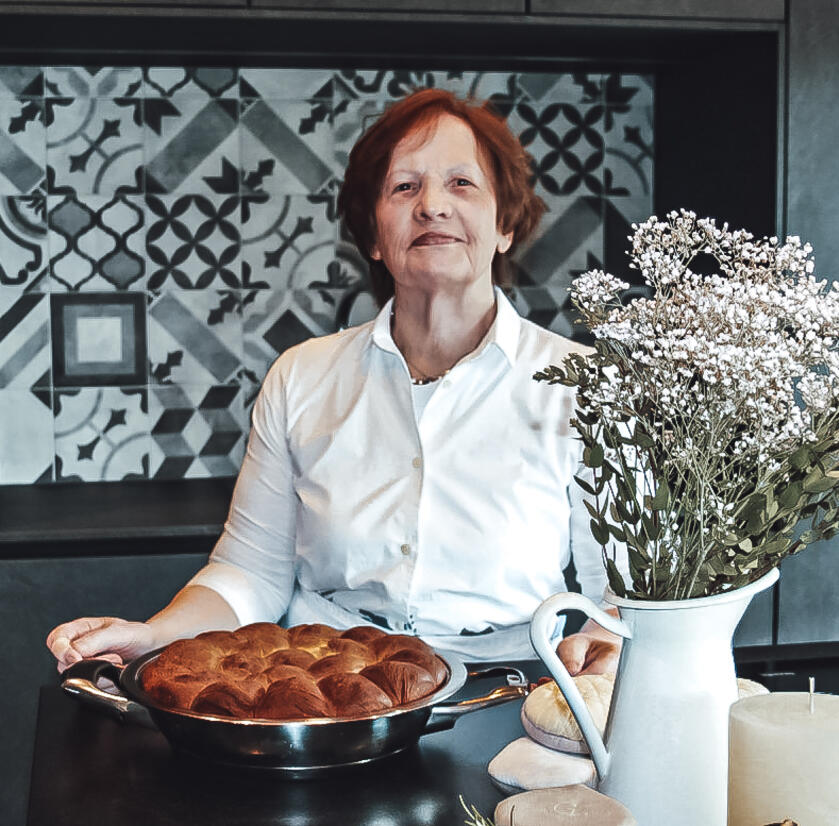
530, 591, 632, 781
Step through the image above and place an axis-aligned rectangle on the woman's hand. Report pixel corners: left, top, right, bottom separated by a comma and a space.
556, 606, 622, 676
46, 617, 156, 673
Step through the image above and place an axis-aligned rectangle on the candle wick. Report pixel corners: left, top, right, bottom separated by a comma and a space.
809, 676, 815, 715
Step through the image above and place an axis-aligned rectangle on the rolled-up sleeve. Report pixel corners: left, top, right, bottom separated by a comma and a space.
187, 361, 298, 626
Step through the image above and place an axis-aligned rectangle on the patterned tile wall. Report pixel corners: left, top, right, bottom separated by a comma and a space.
0, 66, 654, 485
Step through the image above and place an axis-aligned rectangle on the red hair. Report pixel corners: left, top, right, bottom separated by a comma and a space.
337, 88, 546, 307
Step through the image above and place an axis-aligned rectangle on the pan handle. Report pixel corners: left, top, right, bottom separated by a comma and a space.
466, 665, 528, 687
61, 659, 156, 729
424, 666, 530, 734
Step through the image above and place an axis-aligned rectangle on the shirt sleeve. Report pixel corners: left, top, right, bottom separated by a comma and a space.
568, 456, 631, 605
186, 361, 298, 626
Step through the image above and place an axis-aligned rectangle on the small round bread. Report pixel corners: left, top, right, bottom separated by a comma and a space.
361, 661, 440, 706
522, 673, 769, 754
190, 681, 258, 718
253, 667, 331, 720
522, 673, 615, 753
140, 622, 447, 721
316, 672, 395, 716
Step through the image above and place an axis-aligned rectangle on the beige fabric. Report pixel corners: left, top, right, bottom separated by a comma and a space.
494, 785, 636, 826
488, 737, 596, 791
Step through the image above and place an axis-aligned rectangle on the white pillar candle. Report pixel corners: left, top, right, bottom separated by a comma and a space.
728, 691, 839, 825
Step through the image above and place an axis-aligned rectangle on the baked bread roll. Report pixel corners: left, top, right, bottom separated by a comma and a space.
522, 673, 769, 754
141, 622, 447, 722
522, 673, 615, 753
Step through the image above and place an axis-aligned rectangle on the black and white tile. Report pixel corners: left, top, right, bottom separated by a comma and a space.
0, 388, 53, 484
44, 66, 143, 99
145, 194, 241, 290
45, 96, 143, 195
0, 194, 48, 291
147, 289, 242, 386
50, 292, 147, 387
0, 64, 654, 486
241, 287, 342, 383
53, 385, 149, 481
239, 68, 333, 101
0, 67, 44, 98
240, 98, 334, 196
148, 382, 245, 479
143, 67, 239, 99
240, 193, 337, 291
0, 291, 51, 390
48, 194, 146, 290
144, 93, 239, 194
0, 97, 45, 195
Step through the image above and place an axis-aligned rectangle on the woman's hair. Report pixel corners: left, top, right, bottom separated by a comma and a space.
337, 88, 546, 307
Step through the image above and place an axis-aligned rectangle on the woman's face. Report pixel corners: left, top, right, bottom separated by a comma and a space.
371, 113, 513, 296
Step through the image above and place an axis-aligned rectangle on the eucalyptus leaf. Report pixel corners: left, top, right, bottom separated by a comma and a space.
605, 559, 627, 597
590, 519, 611, 546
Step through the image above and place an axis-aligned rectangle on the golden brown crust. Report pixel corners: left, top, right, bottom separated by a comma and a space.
360, 661, 439, 705
316, 672, 394, 716
141, 622, 446, 722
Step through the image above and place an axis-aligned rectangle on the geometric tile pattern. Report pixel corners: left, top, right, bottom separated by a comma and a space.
0, 194, 48, 291
0, 292, 51, 390
48, 194, 146, 290
148, 383, 245, 479
53, 385, 149, 482
0, 64, 654, 484
147, 290, 242, 386
50, 292, 147, 387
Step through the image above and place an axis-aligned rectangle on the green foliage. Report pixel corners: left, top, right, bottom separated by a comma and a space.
534, 361, 839, 600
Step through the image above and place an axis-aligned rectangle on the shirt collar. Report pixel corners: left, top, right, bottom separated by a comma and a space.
371, 286, 521, 366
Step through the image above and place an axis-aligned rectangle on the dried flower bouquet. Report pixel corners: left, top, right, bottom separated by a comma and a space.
536, 210, 839, 600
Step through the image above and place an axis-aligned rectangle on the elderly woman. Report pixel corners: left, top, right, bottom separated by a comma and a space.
48, 89, 624, 672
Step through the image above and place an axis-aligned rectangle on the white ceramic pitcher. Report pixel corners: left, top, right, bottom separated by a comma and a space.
530, 568, 779, 826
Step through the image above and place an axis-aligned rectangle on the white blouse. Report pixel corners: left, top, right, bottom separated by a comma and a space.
188, 289, 623, 660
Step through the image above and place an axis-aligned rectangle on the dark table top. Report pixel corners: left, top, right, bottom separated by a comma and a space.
27, 664, 544, 826
28, 651, 839, 826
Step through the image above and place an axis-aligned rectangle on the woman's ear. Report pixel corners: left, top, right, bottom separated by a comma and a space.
496, 229, 514, 255
370, 243, 382, 261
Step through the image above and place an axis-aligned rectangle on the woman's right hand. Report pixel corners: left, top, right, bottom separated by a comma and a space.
46, 617, 157, 673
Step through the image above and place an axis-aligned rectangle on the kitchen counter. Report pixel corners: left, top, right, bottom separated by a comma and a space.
27, 651, 839, 826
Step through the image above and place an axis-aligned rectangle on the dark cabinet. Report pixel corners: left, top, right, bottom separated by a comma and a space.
252, 0, 524, 9
531, 0, 784, 19
2, 550, 208, 826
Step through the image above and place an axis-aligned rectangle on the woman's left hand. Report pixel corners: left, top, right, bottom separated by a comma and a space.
556, 606, 622, 676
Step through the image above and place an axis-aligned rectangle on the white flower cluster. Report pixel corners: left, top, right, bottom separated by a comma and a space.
571, 210, 839, 467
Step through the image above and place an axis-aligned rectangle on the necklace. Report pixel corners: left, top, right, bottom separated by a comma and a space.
391, 307, 451, 386
405, 361, 451, 386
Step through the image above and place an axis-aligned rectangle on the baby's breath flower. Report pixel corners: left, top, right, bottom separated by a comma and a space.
542, 211, 839, 600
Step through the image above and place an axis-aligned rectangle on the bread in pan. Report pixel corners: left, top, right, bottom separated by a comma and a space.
141, 622, 448, 722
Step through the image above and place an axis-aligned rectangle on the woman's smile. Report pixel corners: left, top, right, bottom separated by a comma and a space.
411, 231, 463, 247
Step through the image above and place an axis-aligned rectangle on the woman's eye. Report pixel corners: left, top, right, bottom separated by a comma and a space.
394, 182, 413, 193
454, 178, 473, 187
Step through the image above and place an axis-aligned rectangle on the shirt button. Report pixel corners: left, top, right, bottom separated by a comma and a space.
412, 456, 422, 469
401, 543, 411, 556
442, 379, 451, 388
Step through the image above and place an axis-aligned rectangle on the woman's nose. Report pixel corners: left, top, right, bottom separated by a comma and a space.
415, 182, 452, 220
